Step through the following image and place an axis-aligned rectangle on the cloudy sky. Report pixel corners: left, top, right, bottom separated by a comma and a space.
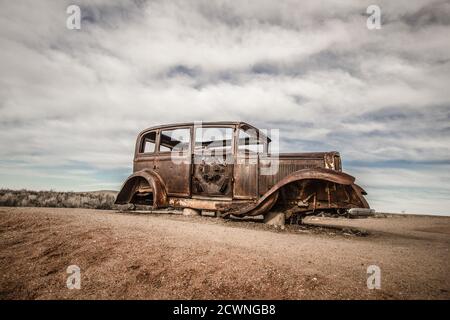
1, 0, 449, 215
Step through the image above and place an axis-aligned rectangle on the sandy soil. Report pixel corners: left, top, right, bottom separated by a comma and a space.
0, 207, 449, 300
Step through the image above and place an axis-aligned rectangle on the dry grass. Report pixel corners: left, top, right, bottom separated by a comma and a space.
0, 189, 118, 210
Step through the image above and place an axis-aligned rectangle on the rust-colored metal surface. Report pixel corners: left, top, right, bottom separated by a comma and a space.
192, 153, 233, 197
115, 122, 370, 220
115, 169, 167, 208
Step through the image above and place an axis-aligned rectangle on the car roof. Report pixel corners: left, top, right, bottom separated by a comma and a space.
138, 121, 271, 142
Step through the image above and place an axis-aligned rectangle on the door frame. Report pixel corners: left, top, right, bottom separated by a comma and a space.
154, 126, 193, 197
191, 124, 236, 198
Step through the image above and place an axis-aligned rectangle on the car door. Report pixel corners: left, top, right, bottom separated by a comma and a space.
233, 126, 262, 199
154, 126, 192, 197
192, 125, 234, 198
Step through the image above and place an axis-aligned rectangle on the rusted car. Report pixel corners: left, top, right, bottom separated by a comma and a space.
115, 122, 370, 222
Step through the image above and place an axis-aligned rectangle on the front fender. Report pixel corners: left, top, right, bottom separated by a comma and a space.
232, 168, 369, 216
115, 169, 168, 208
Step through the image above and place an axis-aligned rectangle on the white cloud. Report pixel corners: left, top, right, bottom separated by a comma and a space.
0, 0, 449, 214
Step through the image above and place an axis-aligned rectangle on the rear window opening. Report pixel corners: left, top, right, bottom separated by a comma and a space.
140, 131, 156, 153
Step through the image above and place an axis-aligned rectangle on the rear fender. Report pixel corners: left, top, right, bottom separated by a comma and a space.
115, 170, 168, 208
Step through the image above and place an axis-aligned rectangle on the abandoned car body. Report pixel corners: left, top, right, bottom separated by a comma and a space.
115, 122, 370, 221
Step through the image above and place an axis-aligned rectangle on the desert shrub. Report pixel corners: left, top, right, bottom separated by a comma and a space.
0, 192, 17, 206
0, 189, 118, 210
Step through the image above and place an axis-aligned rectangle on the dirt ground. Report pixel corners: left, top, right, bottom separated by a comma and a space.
0, 207, 449, 300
